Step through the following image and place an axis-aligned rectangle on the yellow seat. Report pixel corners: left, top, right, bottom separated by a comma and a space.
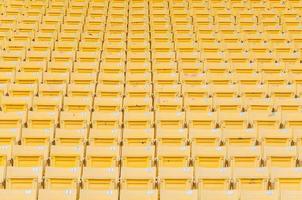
240, 85, 268, 99
249, 112, 281, 129
44, 167, 80, 190
27, 111, 58, 129
122, 146, 154, 168
120, 167, 156, 190
157, 146, 190, 168
92, 112, 122, 129
15, 72, 41, 85
233, 167, 269, 191
246, 99, 274, 113
63, 97, 92, 112
123, 128, 154, 147
155, 97, 183, 112
228, 146, 262, 168
271, 167, 302, 190
280, 190, 302, 199
86, 146, 120, 168
6, 166, 42, 189
263, 146, 297, 168
74, 62, 99, 73
82, 167, 119, 190
19, 61, 47, 72
50, 145, 83, 168
32, 96, 62, 112
154, 84, 181, 98
1, 96, 31, 112
124, 112, 154, 129
60, 111, 90, 129
259, 128, 292, 146
96, 84, 124, 97
192, 146, 226, 168
55, 128, 87, 146
39, 84, 66, 97
195, 167, 231, 191
21, 128, 53, 146
223, 128, 257, 146
158, 167, 193, 190
0, 112, 26, 128
282, 112, 302, 128
47, 62, 72, 73
12, 145, 48, 167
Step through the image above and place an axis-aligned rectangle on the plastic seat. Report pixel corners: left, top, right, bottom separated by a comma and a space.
282, 113, 302, 128
154, 84, 182, 98
157, 146, 190, 167
60, 111, 90, 129
228, 146, 261, 167
94, 97, 122, 112
120, 167, 156, 190
160, 190, 198, 200
246, 99, 273, 113
155, 97, 183, 112
263, 146, 297, 168
156, 111, 185, 129
28, 111, 58, 129
15, 72, 41, 85
220, 112, 248, 129
32, 96, 62, 112
86, 146, 120, 168
124, 112, 153, 129
39, 84, 66, 97
0, 112, 26, 128
50, 145, 83, 168
158, 167, 193, 190
182, 85, 210, 98
47, 62, 72, 73
88, 128, 121, 146
63, 97, 92, 112
122, 146, 155, 168
1, 96, 31, 112
38, 190, 77, 200
211, 85, 239, 98
79, 190, 118, 200
92, 112, 122, 129
192, 146, 226, 168
21, 128, 53, 146
12, 145, 48, 167
187, 112, 218, 129
240, 190, 279, 200
126, 72, 152, 86
233, 167, 269, 190
43, 72, 69, 85
6, 166, 42, 189
82, 167, 119, 190
68, 84, 95, 97
249, 112, 281, 129
240, 85, 268, 99
55, 128, 87, 146
223, 128, 257, 146
19, 61, 47, 72
120, 190, 157, 200
74, 62, 99, 73
123, 97, 152, 112
195, 167, 231, 191
214, 98, 243, 113
44, 167, 81, 190
271, 167, 302, 190
259, 128, 292, 146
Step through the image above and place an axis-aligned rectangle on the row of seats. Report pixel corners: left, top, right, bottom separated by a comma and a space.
2, 96, 302, 113
2, 127, 302, 147
0, 144, 301, 167
1, 189, 302, 200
